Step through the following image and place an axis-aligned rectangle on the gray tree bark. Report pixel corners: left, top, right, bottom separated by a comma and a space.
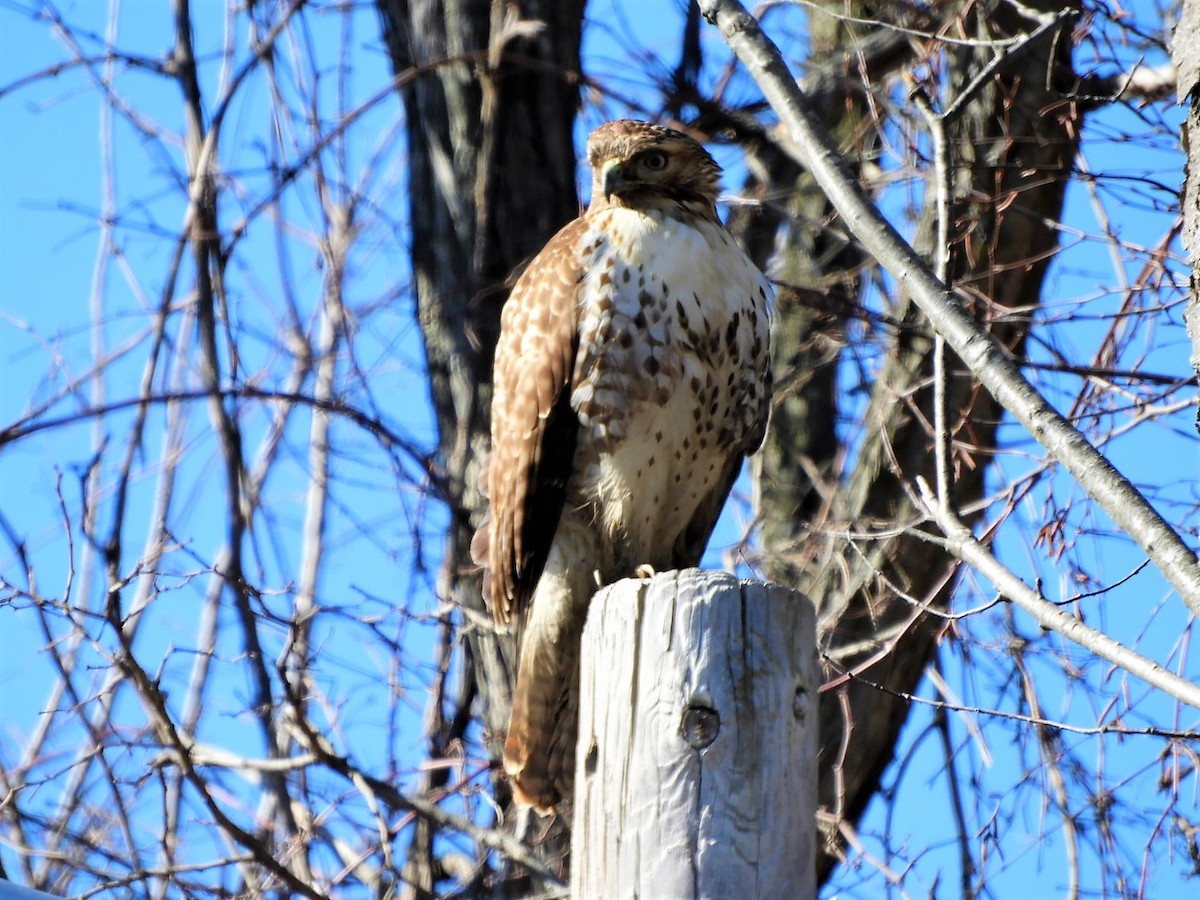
1175, 0, 1200, 391
722, 0, 1081, 879
374, 0, 586, 891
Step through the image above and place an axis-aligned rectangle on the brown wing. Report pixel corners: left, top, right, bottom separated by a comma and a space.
481, 217, 588, 630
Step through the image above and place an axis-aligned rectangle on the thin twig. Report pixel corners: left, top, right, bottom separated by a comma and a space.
913, 477, 1200, 711
909, 81, 953, 512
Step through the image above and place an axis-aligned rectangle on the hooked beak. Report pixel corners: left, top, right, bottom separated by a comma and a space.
600, 159, 629, 200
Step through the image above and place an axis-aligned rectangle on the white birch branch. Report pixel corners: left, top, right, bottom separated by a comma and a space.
1174, 0, 1200, 389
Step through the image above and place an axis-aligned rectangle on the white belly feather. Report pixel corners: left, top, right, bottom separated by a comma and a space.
566, 205, 771, 571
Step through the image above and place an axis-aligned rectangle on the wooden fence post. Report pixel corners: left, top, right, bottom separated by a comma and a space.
572, 568, 818, 899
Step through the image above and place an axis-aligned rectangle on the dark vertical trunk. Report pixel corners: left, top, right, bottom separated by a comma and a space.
374, 0, 585, 891
732, 1, 1081, 882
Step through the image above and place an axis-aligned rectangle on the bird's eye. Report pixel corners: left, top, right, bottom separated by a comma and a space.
642, 151, 669, 171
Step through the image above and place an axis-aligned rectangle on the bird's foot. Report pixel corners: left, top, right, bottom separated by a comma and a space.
634, 563, 657, 580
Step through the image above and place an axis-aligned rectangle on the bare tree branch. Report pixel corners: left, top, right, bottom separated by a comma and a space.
698, 0, 1200, 614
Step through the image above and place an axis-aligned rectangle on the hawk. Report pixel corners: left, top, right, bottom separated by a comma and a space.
473, 119, 772, 812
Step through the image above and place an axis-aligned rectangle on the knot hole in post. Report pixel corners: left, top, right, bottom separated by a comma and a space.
681, 702, 720, 750
584, 740, 599, 778
792, 684, 809, 723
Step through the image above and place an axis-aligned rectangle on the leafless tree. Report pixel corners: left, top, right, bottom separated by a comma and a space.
0, 1, 1196, 897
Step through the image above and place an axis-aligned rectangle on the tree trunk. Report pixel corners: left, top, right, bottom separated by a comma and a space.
374, 0, 586, 891
573, 570, 818, 900
731, 0, 1081, 880
1175, 0, 1200, 391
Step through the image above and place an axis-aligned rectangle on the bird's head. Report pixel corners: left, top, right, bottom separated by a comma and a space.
586, 120, 722, 211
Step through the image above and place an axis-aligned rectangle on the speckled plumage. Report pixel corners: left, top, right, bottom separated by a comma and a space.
472, 120, 772, 812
